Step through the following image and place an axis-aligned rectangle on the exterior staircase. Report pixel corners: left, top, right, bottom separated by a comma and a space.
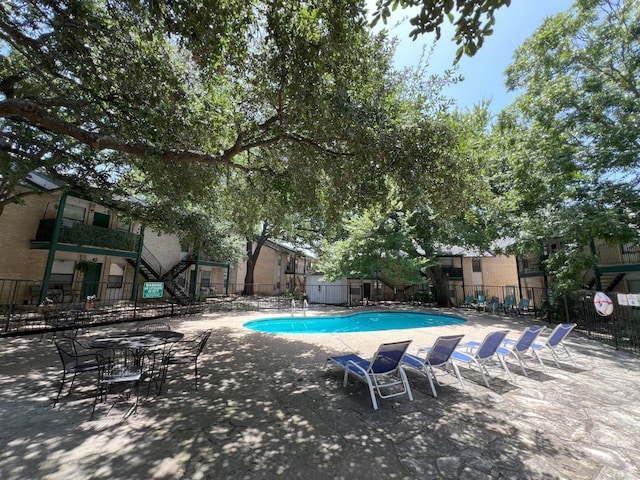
127, 247, 194, 305
586, 272, 626, 292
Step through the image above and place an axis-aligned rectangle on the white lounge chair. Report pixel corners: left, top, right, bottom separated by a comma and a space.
527, 323, 577, 370
497, 325, 546, 376
325, 340, 413, 410
452, 330, 513, 387
402, 334, 465, 397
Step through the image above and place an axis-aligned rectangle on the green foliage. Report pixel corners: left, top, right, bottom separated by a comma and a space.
490, 0, 640, 293
1, 0, 474, 266
370, 0, 512, 61
316, 195, 432, 283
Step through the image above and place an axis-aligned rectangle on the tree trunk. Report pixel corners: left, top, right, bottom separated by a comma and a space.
242, 228, 269, 295
429, 265, 451, 306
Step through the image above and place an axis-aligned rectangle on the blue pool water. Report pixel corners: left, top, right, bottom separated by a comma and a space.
243, 311, 465, 334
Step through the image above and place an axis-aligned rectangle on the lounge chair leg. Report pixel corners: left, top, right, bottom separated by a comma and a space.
426, 368, 438, 398
561, 345, 577, 366
365, 378, 379, 410
498, 356, 515, 383
475, 360, 491, 388
342, 367, 350, 387
532, 350, 547, 372
514, 354, 529, 377
400, 368, 413, 401
449, 361, 465, 390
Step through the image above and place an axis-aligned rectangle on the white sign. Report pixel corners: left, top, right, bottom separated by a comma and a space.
594, 291, 614, 316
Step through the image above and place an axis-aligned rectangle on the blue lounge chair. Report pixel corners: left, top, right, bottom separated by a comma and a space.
498, 325, 546, 376
452, 330, 513, 387
325, 340, 413, 410
402, 334, 465, 397
528, 323, 578, 370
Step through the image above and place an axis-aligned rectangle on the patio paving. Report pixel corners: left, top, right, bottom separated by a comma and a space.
1, 307, 639, 479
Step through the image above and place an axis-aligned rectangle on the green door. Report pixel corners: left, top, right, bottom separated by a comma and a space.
81, 262, 102, 299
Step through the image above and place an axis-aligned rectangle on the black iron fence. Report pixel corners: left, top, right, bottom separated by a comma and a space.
546, 290, 640, 354
2, 278, 639, 354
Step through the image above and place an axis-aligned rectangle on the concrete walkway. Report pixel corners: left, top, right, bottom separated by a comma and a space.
1, 307, 639, 479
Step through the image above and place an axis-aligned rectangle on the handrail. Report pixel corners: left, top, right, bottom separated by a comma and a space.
141, 246, 164, 277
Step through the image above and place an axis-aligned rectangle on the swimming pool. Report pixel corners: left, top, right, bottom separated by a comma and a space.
243, 311, 465, 334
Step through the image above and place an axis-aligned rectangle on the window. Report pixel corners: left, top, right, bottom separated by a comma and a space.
472, 258, 482, 272
622, 243, 639, 254
440, 257, 454, 267
62, 204, 85, 227
93, 212, 110, 228
107, 263, 125, 288
47, 260, 74, 301
200, 270, 211, 288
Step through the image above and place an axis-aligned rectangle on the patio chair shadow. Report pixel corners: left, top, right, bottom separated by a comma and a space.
403, 369, 473, 400
450, 365, 519, 394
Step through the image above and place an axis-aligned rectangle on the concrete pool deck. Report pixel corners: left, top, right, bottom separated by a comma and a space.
1, 306, 639, 479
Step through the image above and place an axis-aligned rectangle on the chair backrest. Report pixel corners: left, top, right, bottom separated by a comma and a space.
195, 330, 212, 356
97, 348, 143, 378
135, 322, 171, 332
513, 325, 546, 352
464, 295, 473, 304
475, 331, 509, 360
545, 323, 577, 348
477, 295, 486, 303
370, 340, 412, 375
518, 298, 530, 309
426, 335, 465, 367
55, 337, 77, 370
504, 295, 515, 307
489, 296, 500, 305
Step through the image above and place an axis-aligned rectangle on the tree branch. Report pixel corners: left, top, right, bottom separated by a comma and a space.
284, 132, 354, 157
0, 97, 271, 171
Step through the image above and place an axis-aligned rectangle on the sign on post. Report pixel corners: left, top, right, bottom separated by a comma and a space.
143, 282, 164, 299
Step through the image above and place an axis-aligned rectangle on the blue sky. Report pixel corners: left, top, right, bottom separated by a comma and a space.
381, 0, 575, 114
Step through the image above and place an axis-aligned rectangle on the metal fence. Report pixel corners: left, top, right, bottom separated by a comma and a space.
2, 278, 639, 355
547, 290, 640, 354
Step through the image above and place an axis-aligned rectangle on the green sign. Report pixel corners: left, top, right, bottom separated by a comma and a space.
143, 282, 164, 299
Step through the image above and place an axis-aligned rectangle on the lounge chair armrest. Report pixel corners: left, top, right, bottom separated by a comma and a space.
345, 359, 369, 377
459, 341, 481, 352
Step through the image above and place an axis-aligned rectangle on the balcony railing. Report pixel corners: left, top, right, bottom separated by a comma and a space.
518, 255, 544, 274
34, 218, 140, 252
597, 245, 640, 266
441, 267, 463, 279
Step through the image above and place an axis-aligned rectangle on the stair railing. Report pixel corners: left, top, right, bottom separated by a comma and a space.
141, 246, 164, 278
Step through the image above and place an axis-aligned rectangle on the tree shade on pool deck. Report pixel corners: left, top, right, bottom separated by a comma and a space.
243, 311, 465, 334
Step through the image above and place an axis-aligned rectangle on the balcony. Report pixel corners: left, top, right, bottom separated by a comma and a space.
441, 267, 463, 279
518, 254, 544, 275
33, 218, 140, 252
596, 244, 640, 266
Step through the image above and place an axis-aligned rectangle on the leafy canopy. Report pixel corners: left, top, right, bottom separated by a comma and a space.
493, 0, 640, 291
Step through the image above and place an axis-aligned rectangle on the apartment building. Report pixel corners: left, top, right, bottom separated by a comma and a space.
0, 172, 228, 308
